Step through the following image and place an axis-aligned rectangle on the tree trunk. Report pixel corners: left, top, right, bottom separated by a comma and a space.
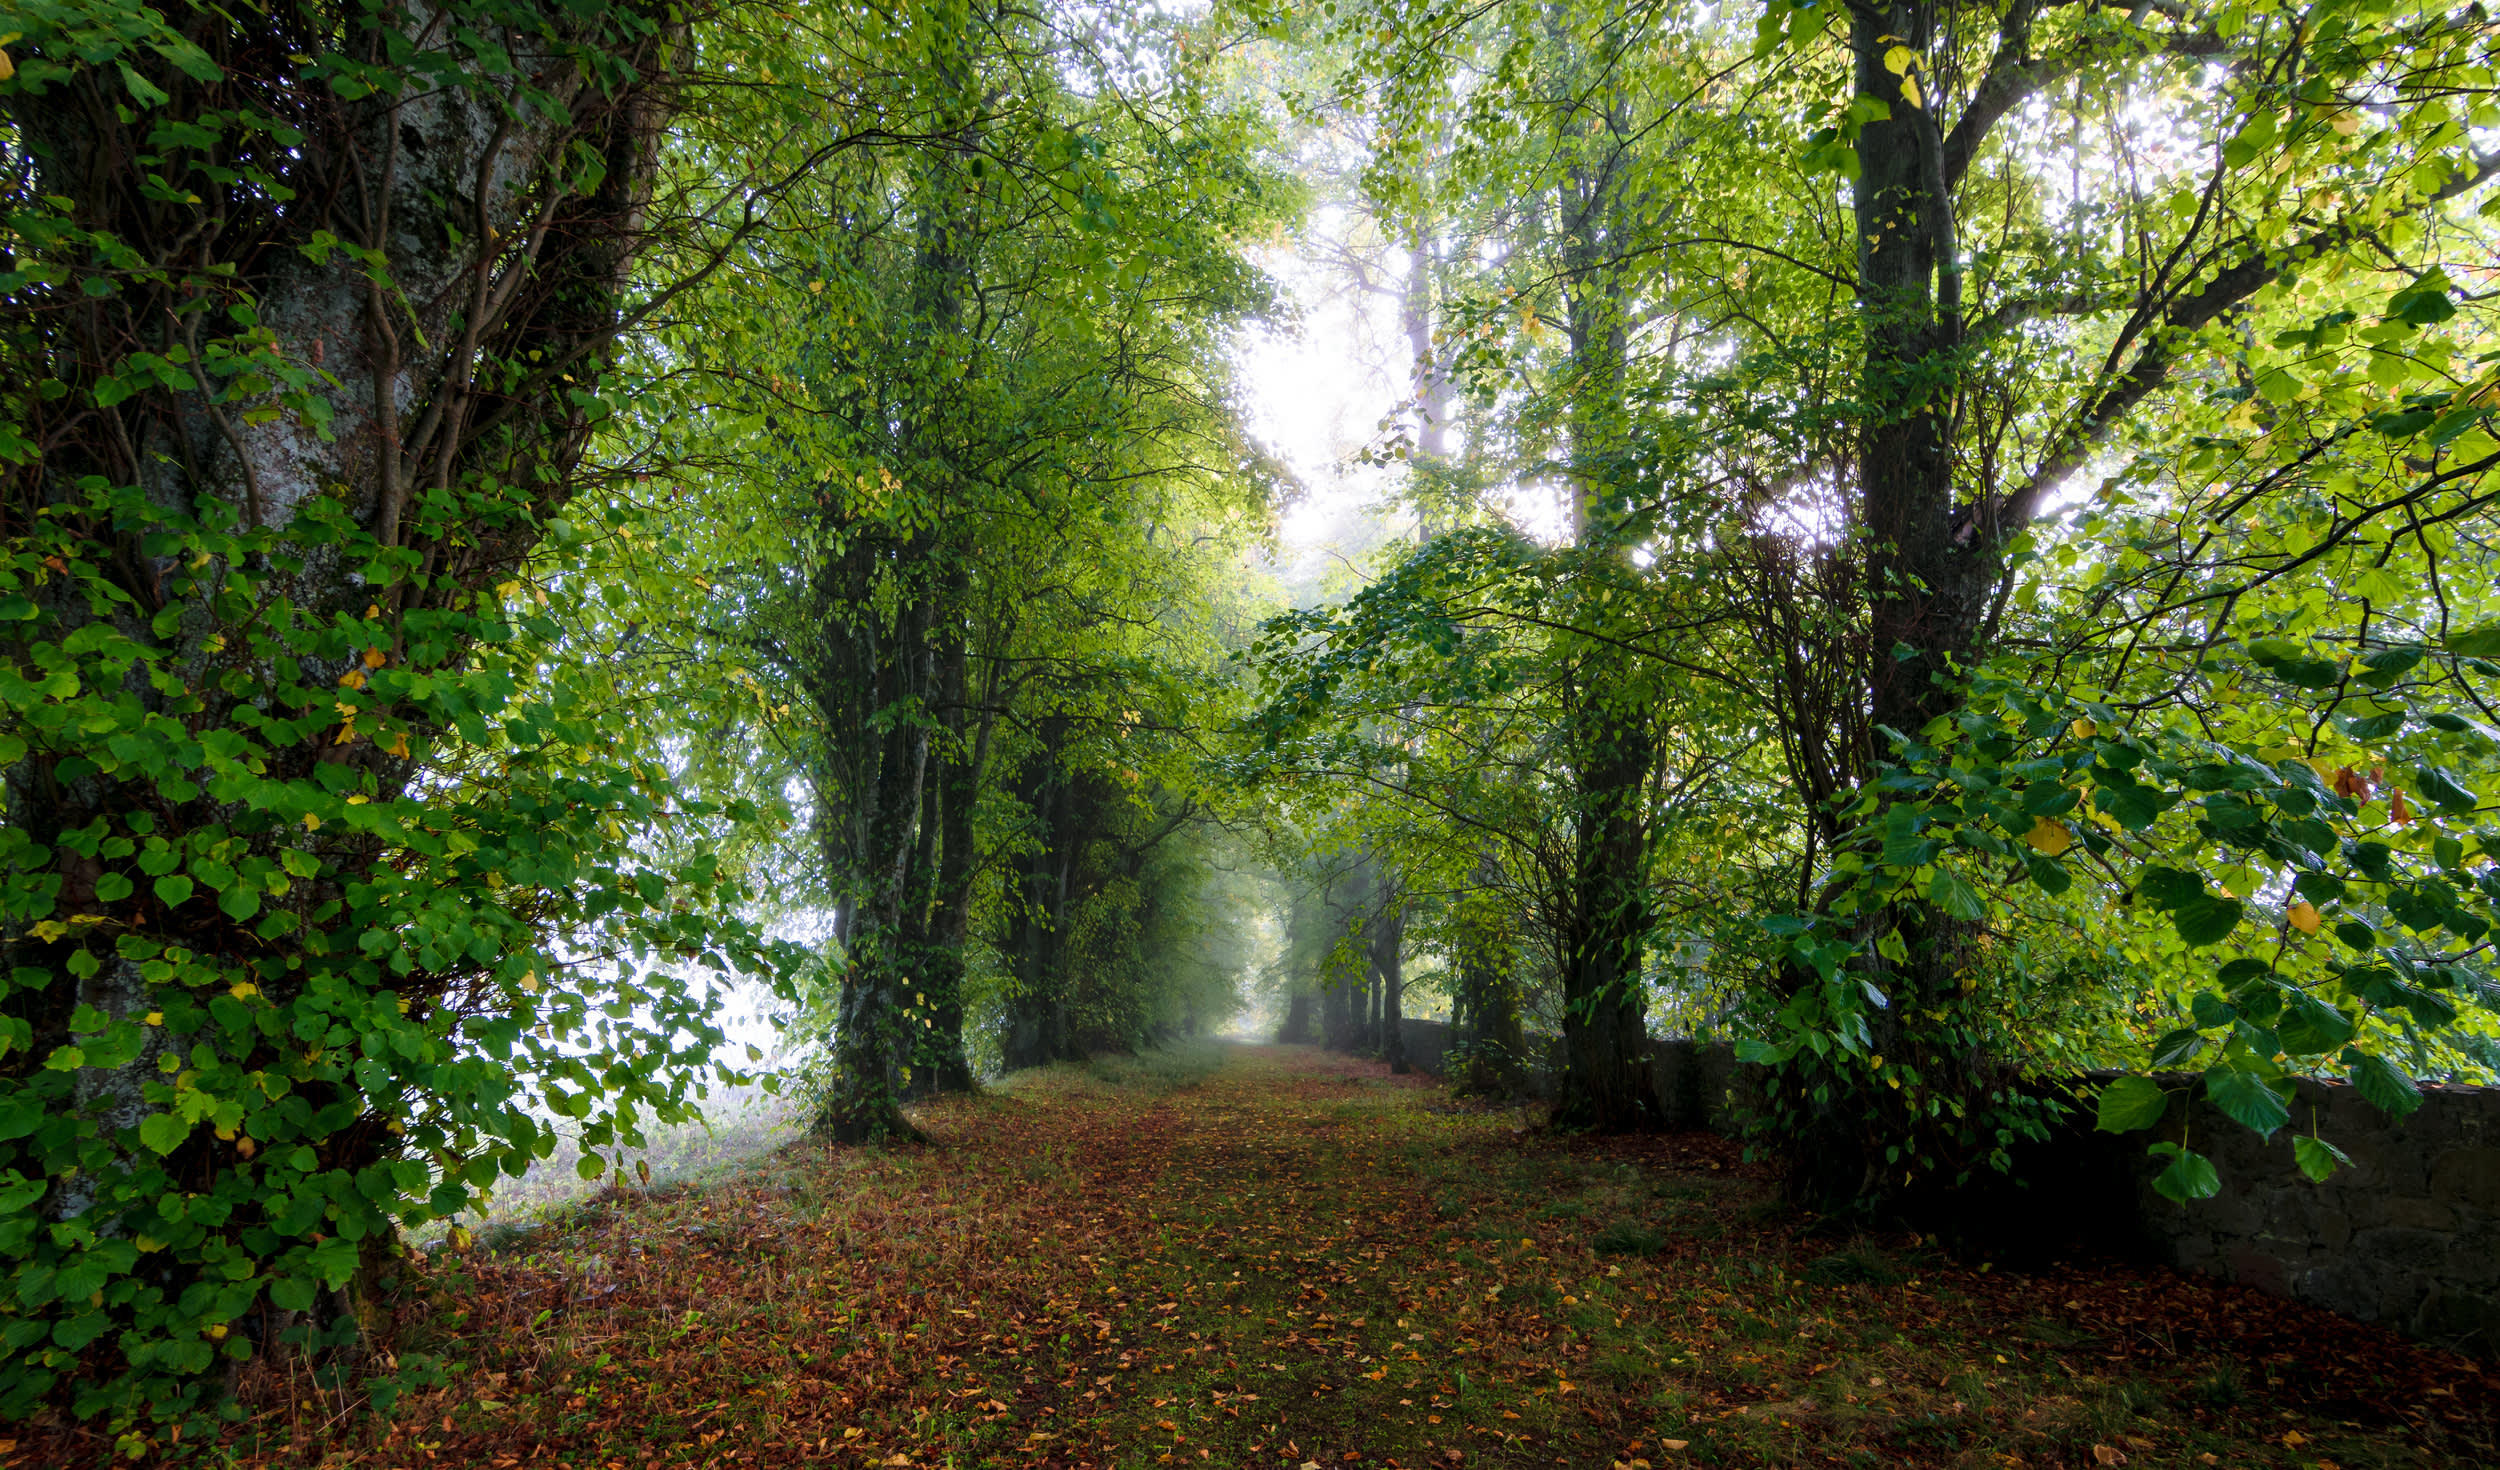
1450, 864, 1527, 1098
1278, 990, 1315, 1045
2, 0, 685, 1387
1551, 675, 1662, 1131
1372, 890, 1408, 1074
912, 613, 989, 1095
1544, 110, 1660, 1133
821, 591, 934, 1142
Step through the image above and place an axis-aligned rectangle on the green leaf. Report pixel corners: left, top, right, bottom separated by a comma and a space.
2245, 639, 2340, 689
1928, 868, 1987, 922
2150, 1144, 2222, 1202
153, 875, 194, 907
2174, 893, 2244, 946
2204, 1069, 2290, 1137
2415, 765, 2477, 813
576, 1152, 607, 1180
2138, 866, 2204, 908
2021, 852, 2072, 895
217, 883, 261, 922
2096, 1075, 2170, 1133
137, 1112, 188, 1156
2343, 1048, 2423, 1118
117, 62, 171, 108
2389, 281, 2457, 326
2293, 1135, 2351, 1183
2446, 625, 2500, 659
2149, 1027, 2204, 1068
2274, 992, 2355, 1055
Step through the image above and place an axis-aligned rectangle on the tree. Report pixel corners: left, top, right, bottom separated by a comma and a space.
0, 0, 850, 1428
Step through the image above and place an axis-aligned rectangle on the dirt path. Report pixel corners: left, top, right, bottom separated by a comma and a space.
38, 1042, 2495, 1469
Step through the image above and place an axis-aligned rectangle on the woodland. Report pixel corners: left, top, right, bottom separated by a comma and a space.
1, 0, 2498, 1460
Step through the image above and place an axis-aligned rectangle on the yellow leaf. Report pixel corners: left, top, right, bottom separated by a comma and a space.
2287, 900, 2322, 935
338, 669, 366, 689
1883, 44, 1916, 75
2023, 816, 2073, 856
143, 1012, 162, 1026
229, 982, 258, 1000
1901, 73, 1923, 109
2071, 718, 2098, 739
302, 813, 321, 831
364, 646, 387, 669
0, 50, 14, 83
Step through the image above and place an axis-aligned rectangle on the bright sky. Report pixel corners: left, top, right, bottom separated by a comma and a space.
1237, 228, 1411, 557
1235, 208, 1573, 570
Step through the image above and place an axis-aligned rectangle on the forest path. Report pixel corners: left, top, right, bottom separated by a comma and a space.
215, 1043, 2495, 1470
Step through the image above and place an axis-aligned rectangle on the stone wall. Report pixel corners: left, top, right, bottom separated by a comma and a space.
2093, 1072, 2500, 1354
1384, 1017, 2500, 1357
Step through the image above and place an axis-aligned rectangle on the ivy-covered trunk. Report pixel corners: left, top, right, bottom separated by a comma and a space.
1, 0, 712, 1424
911, 625, 990, 1096
818, 579, 935, 1141
815, 7, 982, 1135
1551, 673, 1662, 1132
1000, 733, 1085, 1071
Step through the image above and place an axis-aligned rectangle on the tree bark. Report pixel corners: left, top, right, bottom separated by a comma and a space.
1370, 880, 1408, 1073
1, 0, 690, 1390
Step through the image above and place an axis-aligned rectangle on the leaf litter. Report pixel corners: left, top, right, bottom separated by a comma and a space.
14, 1042, 2493, 1468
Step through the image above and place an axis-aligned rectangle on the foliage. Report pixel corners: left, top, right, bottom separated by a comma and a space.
1277, 0, 2500, 1194
601, 0, 1286, 1129
0, 0, 800, 1432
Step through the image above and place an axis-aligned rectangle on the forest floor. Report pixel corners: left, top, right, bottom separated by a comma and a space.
33, 1042, 2499, 1469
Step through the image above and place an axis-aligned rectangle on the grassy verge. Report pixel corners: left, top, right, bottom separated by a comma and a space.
18, 1044, 2493, 1468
